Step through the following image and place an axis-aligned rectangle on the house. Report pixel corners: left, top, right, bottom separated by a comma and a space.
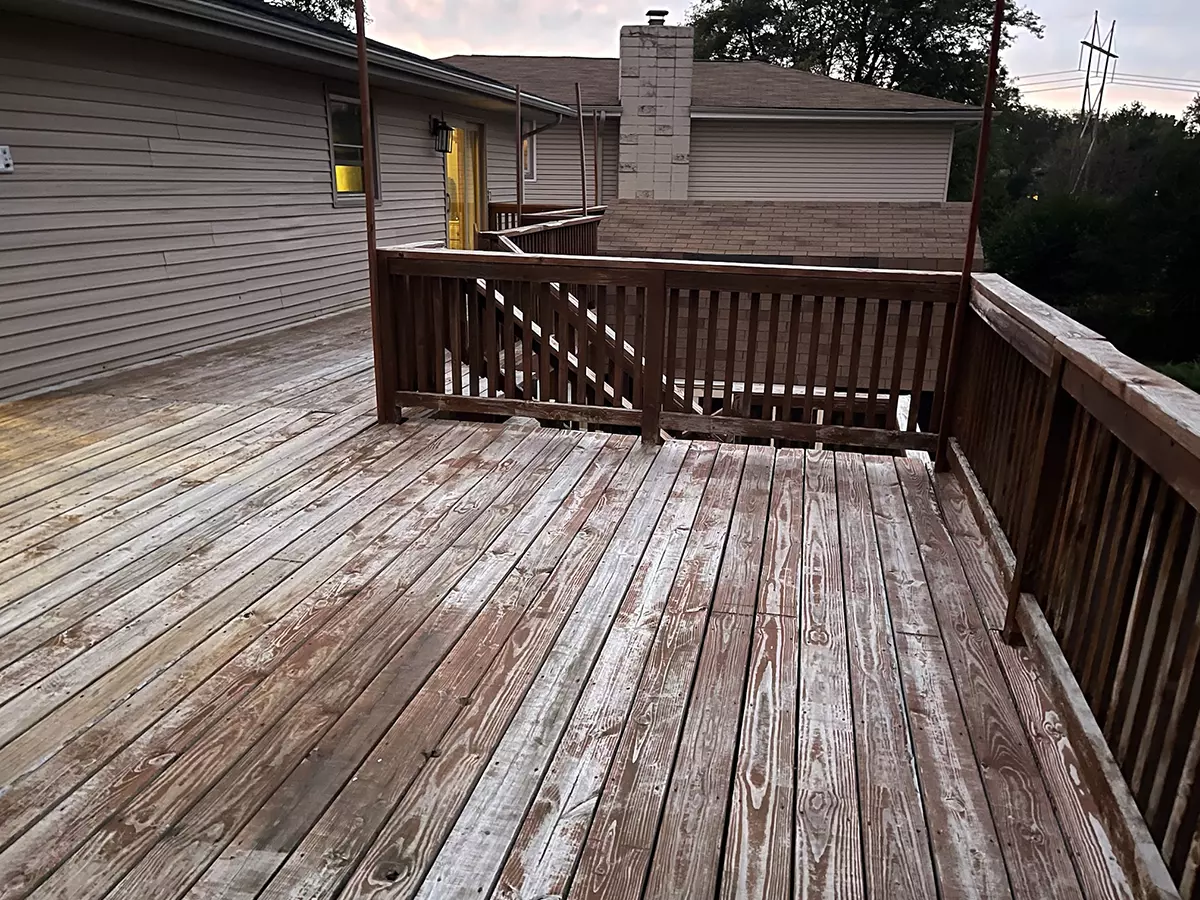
444, 15, 980, 208
0, 0, 571, 400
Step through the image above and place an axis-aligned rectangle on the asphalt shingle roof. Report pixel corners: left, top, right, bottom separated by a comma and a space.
440, 55, 975, 113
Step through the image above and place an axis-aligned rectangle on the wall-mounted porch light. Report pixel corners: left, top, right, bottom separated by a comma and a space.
430, 117, 454, 153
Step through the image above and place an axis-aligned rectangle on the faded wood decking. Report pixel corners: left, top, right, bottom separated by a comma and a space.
0, 310, 1133, 900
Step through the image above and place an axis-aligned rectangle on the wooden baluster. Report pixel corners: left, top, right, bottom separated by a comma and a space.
762, 293, 781, 422
780, 293, 803, 425
632, 287, 644, 407
907, 301, 934, 432
741, 291, 761, 417
802, 295, 824, 425
929, 297, 957, 432
484, 279, 500, 398
433, 277, 446, 394
449, 278, 463, 396
683, 288, 700, 411
538, 281, 553, 402
521, 281, 533, 400
641, 272, 667, 442
885, 300, 911, 430
703, 290, 719, 415
412, 275, 430, 393
595, 284, 609, 405
723, 291, 740, 415
555, 282, 569, 402
615, 284, 630, 402
503, 281, 517, 399
844, 298, 865, 428
865, 298, 887, 428
664, 288, 680, 410
393, 273, 413, 393
467, 280, 482, 396
580, 284, 595, 405
822, 296, 845, 426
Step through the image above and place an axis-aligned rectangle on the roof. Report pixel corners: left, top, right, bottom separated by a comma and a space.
597, 200, 983, 269
6, 0, 574, 116
441, 55, 978, 118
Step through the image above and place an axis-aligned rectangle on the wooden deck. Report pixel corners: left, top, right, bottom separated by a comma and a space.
0, 310, 1136, 900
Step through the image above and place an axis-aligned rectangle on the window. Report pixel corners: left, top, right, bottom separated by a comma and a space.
522, 120, 536, 182
327, 93, 378, 199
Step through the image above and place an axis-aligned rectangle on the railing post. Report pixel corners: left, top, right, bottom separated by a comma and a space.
374, 254, 400, 423
641, 270, 667, 443
1003, 353, 1070, 642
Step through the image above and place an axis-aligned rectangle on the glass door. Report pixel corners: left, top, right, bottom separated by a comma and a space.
445, 125, 482, 250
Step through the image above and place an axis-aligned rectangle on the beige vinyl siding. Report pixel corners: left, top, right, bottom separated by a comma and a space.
521, 119, 609, 206
0, 15, 514, 400
601, 116, 619, 204
688, 120, 954, 201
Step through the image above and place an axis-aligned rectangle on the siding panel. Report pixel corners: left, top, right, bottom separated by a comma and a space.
0, 15, 515, 399
688, 120, 954, 201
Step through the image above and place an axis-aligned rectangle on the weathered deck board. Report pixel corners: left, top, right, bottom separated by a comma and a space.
0, 310, 1141, 900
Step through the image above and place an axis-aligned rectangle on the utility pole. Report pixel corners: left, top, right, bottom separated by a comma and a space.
1074, 11, 1118, 193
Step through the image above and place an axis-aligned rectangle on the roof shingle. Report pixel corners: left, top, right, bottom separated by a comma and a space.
440, 55, 975, 114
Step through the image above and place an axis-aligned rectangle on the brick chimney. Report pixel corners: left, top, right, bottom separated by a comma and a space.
618, 11, 693, 200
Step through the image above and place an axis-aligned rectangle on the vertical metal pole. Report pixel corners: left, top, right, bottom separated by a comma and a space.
576, 83, 588, 216
592, 110, 601, 205
933, 0, 1005, 470
355, 0, 393, 423
515, 85, 524, 227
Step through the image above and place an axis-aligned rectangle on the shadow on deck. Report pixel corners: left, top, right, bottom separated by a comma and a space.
0, 310, 1132, 899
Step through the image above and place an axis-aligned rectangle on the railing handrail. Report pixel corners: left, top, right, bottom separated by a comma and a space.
382, 248, 962, 302
478, 214, 605, 240
971, 272, 1200, 489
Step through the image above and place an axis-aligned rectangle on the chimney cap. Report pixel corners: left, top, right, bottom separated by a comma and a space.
646, 9, 668, 24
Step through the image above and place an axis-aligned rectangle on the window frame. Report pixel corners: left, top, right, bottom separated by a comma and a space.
522, 120, 537, 183
325, 89, 381, 206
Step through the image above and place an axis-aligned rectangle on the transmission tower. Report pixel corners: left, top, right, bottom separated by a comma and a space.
1073, 11, 1118, 192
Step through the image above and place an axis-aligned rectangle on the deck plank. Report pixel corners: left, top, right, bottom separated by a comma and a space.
836, 452, 938, 899
865, 455, 1012, 900
643, 444, 773, 900
566, 443, 743, 900
934, 472, 1133, 900
492, 444, 716, 900
22, 431, 574, 900
795, 449, 863, 900
897, 459, 1084, 900
103, 434, 612, 900
722, 449, 802, 900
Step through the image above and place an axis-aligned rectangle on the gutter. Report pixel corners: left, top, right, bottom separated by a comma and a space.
690, 106, 982, 123
16, 0, 577, 117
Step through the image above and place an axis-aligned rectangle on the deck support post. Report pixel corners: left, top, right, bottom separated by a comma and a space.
354, 0, 396, 424
934, 0, 1005, 470
1003, 353, 1069, 642
576, 83, 588, 216
641, 271, 667, 443
515, 85, 524, 228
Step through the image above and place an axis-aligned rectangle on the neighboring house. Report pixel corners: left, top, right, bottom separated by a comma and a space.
444, 17, 981, 207
0, 0, 570, 400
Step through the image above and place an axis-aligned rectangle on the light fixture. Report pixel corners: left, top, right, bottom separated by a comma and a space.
430, 117, 453, 153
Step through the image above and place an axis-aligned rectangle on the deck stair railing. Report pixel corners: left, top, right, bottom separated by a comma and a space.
375, 248, 958, 451
486, 202, 606, 231
477, 215, 603, 256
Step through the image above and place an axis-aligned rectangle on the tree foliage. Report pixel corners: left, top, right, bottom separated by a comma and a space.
687, 0, 1040, 104
265, 0, 357, 29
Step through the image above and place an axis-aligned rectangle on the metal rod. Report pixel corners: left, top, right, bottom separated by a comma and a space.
933, 0, 1005, 471
354, 0, 389, 423
576, 82, 588, 216
592, 110, 601, 205
515, 84, 524, 226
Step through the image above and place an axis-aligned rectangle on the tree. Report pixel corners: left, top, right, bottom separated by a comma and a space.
687, 0, 1040, 105
1184, 93, 1200, 134
265, 0, 357, 29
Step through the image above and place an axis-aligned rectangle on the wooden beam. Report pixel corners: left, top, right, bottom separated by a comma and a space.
576, 83, 588, 216
515, 84, 524, 226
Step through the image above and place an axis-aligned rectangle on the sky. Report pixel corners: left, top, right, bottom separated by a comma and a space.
367, 0, 1200, 117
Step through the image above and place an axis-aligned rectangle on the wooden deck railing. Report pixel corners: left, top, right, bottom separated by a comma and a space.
477, 215, 603, 256
949, 273, 1200, 900
486, 202, 606, 231
375, 249, 960, 452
